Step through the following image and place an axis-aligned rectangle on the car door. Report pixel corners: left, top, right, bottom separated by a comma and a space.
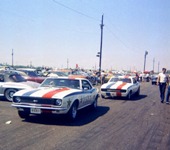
81, 80, 94, 106
132, 78, 139, 93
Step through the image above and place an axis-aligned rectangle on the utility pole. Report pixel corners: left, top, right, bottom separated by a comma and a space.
99, 14, 104, 84
143, 51, 148, 72
12, 49, 14, 67
67, 58, 69, 69
153, 58, 155, 72
158, 61, 160, 73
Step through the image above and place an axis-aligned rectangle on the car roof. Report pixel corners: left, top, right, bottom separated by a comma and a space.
17, 68, 36, 71
45, 76, 88, 80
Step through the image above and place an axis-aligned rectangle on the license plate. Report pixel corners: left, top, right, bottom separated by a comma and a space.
30, 108, 41, 114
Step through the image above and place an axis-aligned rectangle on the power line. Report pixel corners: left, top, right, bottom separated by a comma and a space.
105, 25, 130, 50
52, 0, 100, 22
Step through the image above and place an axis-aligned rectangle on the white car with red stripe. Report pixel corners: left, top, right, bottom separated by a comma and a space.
12, 77, 99, 121
100, 76, 140, 99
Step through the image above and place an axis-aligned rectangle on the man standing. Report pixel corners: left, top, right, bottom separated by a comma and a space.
157, 68, 169, 103
166, 83, 170, 104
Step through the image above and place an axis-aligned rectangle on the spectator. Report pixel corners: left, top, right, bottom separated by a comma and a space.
157, 68, 169, 103
166, 82, 170, 104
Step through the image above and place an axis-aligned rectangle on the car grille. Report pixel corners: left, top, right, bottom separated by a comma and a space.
19, 97, 56, 105
101, 89, 126, 93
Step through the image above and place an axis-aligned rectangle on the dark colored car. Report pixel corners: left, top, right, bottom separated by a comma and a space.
17, 69, 46, 83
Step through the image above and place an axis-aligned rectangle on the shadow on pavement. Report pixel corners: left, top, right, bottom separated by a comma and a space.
101, 94, 147, 101
22, 106, 110, 126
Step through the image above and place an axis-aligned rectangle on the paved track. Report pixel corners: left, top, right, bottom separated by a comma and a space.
0, 82, 170, 150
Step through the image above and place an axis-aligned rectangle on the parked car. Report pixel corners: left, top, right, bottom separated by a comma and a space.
47, 71, 68, 77
150, 74, 158, 85
143, 74, 150, 82
100, 76, 140, 99
0, 72, 40, 101
69, 70, 98, 85
12, 77, 99, 121
17, 68, 46, 83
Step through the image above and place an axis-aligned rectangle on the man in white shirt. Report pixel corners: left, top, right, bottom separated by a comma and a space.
157, 68, 169, 103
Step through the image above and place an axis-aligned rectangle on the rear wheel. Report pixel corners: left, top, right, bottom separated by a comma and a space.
5, 89, 17, 101
18, 111, 29, 119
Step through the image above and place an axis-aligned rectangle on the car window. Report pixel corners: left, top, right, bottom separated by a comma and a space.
0, 74, 4, 82
133, 78, 137, 84
68, 80, 80, 89
82, 80, 92, 90
9, 74, 26, 82
27, 71, 38, 77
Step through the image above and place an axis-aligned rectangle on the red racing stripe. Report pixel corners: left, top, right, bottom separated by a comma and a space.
116, 82, 127, 96
42, 88, 70, 98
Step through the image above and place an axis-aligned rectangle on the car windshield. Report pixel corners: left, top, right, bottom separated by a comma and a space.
26, 71, 38, 77
109, 77, 119, 82
41, 78, 80, 89
119, 78, 131, 83
7, 74, 27, 82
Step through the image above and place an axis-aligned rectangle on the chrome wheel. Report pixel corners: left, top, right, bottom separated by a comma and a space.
67, 102, 78, 121
5, 89, 17, 101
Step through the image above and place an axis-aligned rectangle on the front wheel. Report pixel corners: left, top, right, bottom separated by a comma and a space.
18, 111, 29, 119
90, 98, 98, 110
5, 89, 17, 101
136, 88, 140, 96
101, 95, 106, 99
67, 102, 78, 121
127, 91, 132, 100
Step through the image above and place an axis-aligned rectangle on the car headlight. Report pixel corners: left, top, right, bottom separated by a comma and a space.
13, 96, 21, 103
55, 99, 62, 106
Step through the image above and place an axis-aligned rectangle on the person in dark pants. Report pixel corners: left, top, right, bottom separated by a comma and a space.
157, 68, 169, 103
166, 85, 170, 104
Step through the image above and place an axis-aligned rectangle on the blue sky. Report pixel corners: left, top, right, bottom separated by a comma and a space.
0, 0, 170, 72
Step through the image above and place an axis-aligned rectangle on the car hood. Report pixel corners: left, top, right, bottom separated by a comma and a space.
13, 87, 81, 99
101, 81, 132, 90
22, 81, 40, 88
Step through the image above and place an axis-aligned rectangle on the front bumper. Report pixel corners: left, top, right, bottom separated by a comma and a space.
101, 91, 128, 98
12, 103, 68, 114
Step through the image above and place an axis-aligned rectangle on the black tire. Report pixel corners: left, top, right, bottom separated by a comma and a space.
101, 95, 106, 99
67, 102, 78, 121
90, 98, 98, 110
127, 91, 132, 100
136, 88, 140, 96
5, 89, 17, 101
18, 111, 29, 119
